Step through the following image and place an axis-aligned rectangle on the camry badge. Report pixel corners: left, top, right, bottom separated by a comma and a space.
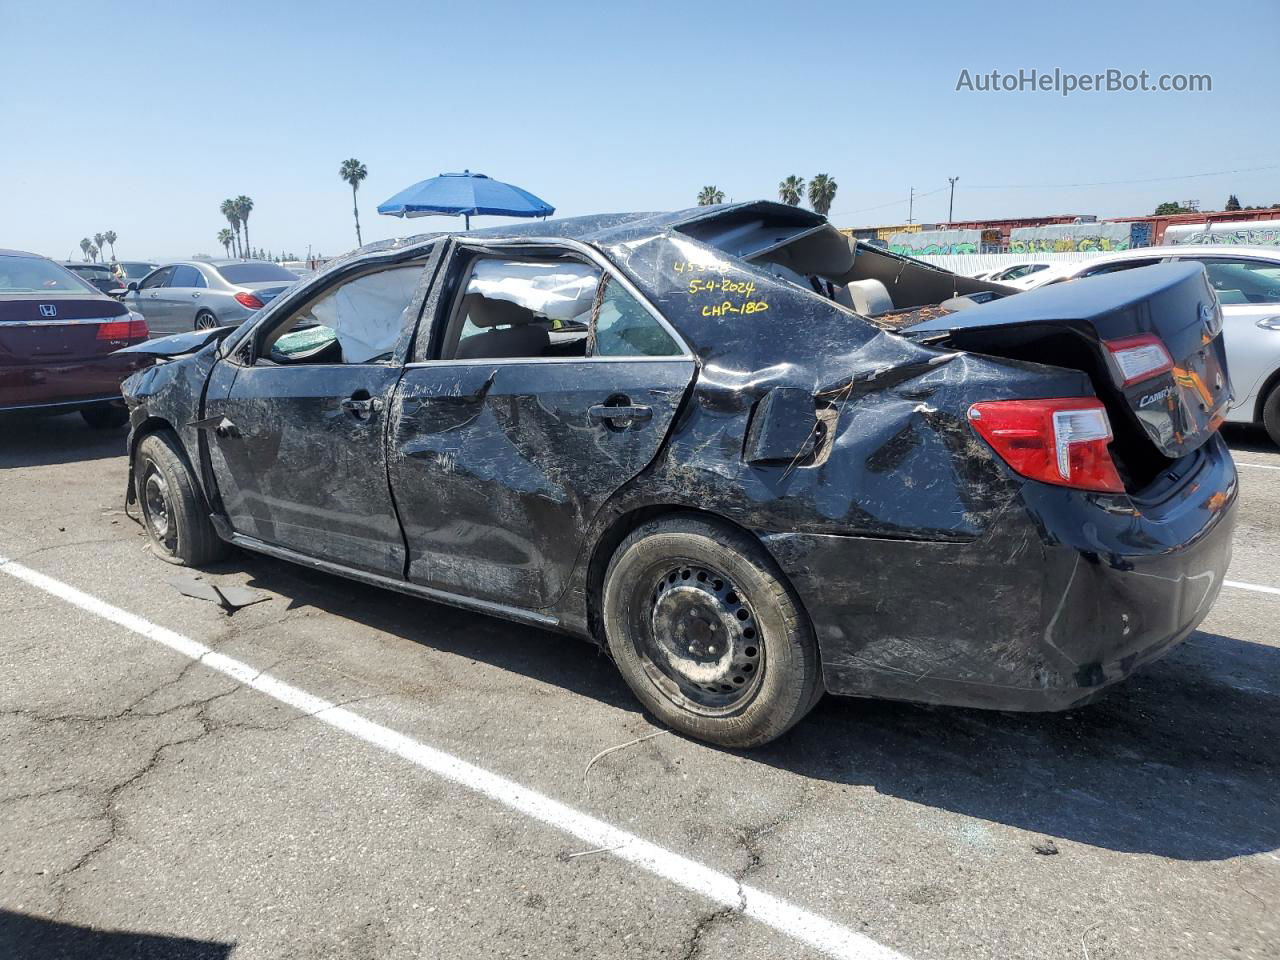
39, 304, 57, 318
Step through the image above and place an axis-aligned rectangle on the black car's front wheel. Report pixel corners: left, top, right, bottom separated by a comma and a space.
602, 515, 822, 748
134, 432, 227, 566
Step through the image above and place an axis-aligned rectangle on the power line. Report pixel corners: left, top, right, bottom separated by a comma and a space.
830, 184, 948, 218
966, 163, 1280, 190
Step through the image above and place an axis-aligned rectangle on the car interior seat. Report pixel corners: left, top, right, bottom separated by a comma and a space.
835, 279, 894, 317
454, 294, 551, 359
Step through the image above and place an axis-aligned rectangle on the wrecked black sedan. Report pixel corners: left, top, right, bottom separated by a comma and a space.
117, 202, 1237, 747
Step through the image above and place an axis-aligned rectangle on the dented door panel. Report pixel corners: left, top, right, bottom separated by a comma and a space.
389, 358, 694, 608
203, 363, 405, 575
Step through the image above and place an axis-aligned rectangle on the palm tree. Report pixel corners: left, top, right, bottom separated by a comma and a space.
339, 159, 368, 247
697, 186, 725, 206
103, 230, 117, 260
79, 238, 92, 262
778, 175, 805, 206
220, 198, 242, 256
807, 174, 837, 217
93, 233, 106, 261
217, 229, 234, 257
88, 243, 99, 263
235, 196, 254, 258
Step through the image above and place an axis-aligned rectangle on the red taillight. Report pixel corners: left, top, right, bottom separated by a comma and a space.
968, 398, 1124, 493
234, 291, 264, 309
1105, 334, 1174, 386
96, 316, 148, 341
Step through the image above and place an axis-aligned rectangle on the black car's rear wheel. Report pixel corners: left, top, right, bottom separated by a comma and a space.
602, 515, 822, 747
81, 405, 128, 429
134, 432, 227, 566
194, 310, 218, 330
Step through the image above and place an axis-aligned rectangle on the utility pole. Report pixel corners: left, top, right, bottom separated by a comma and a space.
908, 186, 915, 224
948, 176, 959, 223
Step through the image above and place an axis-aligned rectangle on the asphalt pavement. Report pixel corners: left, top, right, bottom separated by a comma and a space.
1, 414, 1276, 960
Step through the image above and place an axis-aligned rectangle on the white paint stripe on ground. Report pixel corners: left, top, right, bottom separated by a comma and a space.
1225, 579, 1280, 597
1235, 462, 1280, 472
0, 555, 907, 960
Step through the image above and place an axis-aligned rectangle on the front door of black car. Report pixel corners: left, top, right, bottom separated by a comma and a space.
202, 258, 436, 576
389, 252, 696, 610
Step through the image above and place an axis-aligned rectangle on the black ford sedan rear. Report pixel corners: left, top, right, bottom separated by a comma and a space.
115, 202, 1236, 747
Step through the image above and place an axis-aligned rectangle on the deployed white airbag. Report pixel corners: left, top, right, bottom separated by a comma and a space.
310, 266, 422, 363
466, 260, 599, 321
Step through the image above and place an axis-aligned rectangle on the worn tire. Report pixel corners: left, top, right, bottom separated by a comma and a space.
1262, 383, 1280, 448
134, 432, 227, 566
602, 514, 823, 748
81, 405, 128, 430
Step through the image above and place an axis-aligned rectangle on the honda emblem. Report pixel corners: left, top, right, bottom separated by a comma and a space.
39, 304, 57, 318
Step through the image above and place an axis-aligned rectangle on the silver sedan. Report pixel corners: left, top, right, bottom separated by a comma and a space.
123, 259, 299, 336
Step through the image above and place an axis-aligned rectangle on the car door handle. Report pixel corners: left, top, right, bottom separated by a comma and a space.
191, 292, 200, 298
589, 403, 652, 425
341, 396, 384, 418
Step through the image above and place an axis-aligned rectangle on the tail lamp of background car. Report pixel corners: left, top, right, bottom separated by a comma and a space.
96, 312, 149, 342
968, 398, 1124, 493
1104, 334, 1175, 386
234, 291, 265, 309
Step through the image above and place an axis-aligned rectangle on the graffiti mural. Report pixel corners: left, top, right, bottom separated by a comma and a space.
1010, 222, 1137, 253
887, 229, 981, 256
1165, 222, 1280, 246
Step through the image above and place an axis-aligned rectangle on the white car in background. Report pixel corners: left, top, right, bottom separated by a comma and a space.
970, 262, 1052, 283
1012, 245, 1280, 444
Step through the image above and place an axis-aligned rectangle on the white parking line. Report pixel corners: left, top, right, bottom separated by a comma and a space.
1236, 462, 1280, 472
0, 555, 907, 960
1225, 579, 1280, 597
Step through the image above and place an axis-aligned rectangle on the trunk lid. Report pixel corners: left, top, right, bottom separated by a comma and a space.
903, 262, 1230, 476
0, 295, 132, 363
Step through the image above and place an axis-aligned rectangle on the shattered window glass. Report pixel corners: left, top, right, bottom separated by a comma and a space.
592, 278, 682, 357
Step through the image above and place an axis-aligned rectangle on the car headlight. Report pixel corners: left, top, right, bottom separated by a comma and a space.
1256, 316, 1280, 331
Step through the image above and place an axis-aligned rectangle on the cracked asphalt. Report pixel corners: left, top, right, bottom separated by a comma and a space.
1, 414, 1278, 960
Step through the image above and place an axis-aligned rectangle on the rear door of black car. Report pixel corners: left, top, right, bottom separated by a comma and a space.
201, 248, 442, 575
388, 245, 696, 610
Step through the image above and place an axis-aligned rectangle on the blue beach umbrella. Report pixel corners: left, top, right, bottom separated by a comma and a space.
376, 170, 554, 229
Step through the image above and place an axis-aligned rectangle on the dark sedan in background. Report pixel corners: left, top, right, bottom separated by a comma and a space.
1, 250, 150, 428
122, 259, 299, 336
63, 261, 124, 297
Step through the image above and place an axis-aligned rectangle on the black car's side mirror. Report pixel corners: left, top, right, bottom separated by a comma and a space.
126, 281, 139, 292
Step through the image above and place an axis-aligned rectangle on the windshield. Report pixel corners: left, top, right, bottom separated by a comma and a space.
217, 262, 298, 284
69, 264, 113, 276
118, 261, 156, 278
0, 255, 97, 294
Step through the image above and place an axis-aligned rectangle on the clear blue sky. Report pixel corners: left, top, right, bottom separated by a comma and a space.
3, 0, 1276, 261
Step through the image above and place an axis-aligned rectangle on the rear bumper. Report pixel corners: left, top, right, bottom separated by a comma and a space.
762, 434, 1238, 711
0, 353, 151, 412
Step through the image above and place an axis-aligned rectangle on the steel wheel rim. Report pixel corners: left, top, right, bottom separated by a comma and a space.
635, 564, 765, 714
142, 467, 176, 551
195, 314, 216, 330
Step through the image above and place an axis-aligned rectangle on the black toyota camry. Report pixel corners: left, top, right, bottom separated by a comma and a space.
116, 201, 1237, 747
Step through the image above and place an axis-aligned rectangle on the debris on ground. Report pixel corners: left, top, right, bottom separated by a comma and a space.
167, 574, 268, 612
1032, 838, 1060, 856
582, 730, 671, 786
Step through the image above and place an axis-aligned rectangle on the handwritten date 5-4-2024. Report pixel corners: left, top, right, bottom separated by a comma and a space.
686, 276, 770, 317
